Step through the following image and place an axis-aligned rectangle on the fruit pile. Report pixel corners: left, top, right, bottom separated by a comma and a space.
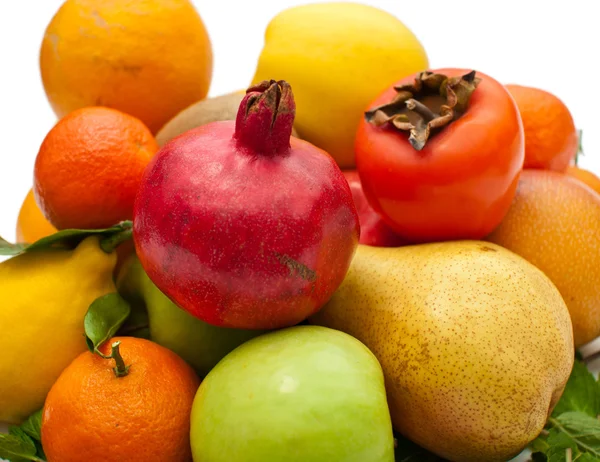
1, 1, 598, 462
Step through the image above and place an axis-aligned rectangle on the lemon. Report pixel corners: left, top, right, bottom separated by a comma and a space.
0, 236, 117, 424
252, 3, 429, 168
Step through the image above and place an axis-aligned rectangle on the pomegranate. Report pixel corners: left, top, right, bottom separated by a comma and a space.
133, 80, 359, 330
342, 170, 406, 247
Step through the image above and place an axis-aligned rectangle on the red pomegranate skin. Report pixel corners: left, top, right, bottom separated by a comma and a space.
342, 170, 407, 247
133, 80, 360, 330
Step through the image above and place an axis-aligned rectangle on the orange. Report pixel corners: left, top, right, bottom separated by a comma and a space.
16, 189, 57, 243
41, 336, 200, 462
567, 165, 600, 196
505, 84, 578, 172
40, 0, 213, 133
487, 170, 600, 347
34, 106, 159, 230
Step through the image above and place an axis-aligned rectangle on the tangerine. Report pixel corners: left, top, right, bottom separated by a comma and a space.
34, 107, 159, 230
16, 189, 57, 243
505, 84, 578, 172
567, 165, 600, 196
41, 337, 200, 462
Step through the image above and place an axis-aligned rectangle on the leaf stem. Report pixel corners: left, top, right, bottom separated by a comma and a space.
94, 349, 112, 360
100, 225, 133, 253
574, 129, 584, 166
566, 447, 572, 462
548, 417, 600, 455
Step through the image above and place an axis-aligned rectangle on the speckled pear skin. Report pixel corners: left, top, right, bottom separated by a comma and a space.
309, 241, 574, 462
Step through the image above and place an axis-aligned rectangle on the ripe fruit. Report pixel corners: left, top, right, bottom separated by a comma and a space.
310, 242, 574, 462
116, 254, 267, 377
34, 106, 159, 230
190, 325, 395, 462
0, 237, 116, 424
356, 69, 524, 243
251, 2, 428, 168
134, 81, 359, 330
505, 84, 578, 171
567, 165, 600, 195
342, 170, 406, 247
41, 337, 200, 462
488, 169, 600, 347
40, 0, 213, 134
15, 188, 57, 243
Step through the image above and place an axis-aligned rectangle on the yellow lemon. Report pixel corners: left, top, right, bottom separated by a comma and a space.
0, 236, 117, 424
252, 3, 429, 168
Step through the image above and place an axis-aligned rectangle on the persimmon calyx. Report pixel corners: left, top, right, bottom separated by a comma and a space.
365, 70, 482, 151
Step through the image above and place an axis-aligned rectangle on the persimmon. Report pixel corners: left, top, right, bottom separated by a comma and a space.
355, 68, 524, 243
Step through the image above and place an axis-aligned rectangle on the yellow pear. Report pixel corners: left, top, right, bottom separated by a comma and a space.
310, 241, 574, 462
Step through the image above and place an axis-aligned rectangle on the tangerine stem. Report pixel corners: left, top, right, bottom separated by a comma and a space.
95, 349, 112, 360
110, 341, 130, 378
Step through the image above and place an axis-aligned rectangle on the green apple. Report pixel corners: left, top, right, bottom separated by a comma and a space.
190, 325, 394, 462
116, 254, 267, 377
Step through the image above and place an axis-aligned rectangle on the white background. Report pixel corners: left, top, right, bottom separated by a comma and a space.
0, 0, 599, 242
0, 1, 598, 460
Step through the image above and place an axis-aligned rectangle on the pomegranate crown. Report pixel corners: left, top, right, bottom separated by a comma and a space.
234, 80, 296, 156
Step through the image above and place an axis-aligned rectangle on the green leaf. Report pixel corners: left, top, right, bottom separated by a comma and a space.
0, 237, 27, 256
7, 427, 30, 443
532, 356, 600, 460
20, 410, 43, 442
0, 432, 43, 462
552, 360, 600, 418
551, 412, 600, 455
535, 412, 600, 460
579, 454, 600, 462
531, 433, 551, 453
0, 220, 132, 257
5, 410, 46, 462
20, 411, 45, 461
84, 293, 131, 353
546, 428, 578, 461
394, 434, 445, 461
